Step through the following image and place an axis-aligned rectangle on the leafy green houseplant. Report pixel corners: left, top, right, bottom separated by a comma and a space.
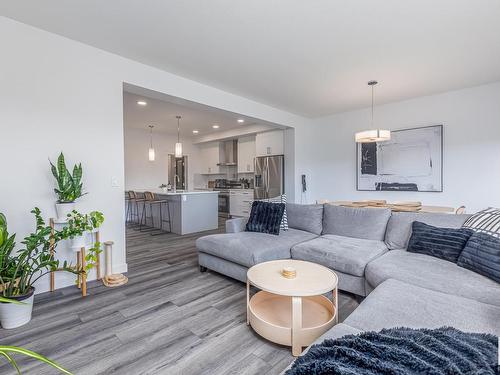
0, 296, 73, 374
50, 152, 87, 219
0, 209, 103, 329
65, 210, 104, 274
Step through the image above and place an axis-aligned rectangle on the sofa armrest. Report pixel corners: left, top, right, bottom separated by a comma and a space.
226, 217, 247, 233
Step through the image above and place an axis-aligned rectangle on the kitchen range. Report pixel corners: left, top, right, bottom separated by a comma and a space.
214, 153, 284, 218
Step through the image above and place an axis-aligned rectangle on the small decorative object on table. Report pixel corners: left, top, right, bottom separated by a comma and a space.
102, 241, 128, 287
159, 183, 168, 193
281, 266, 296, 279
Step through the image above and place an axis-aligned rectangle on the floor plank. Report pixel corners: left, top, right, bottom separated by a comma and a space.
0, 220, 359, 374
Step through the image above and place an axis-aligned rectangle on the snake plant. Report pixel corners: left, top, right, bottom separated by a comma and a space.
0, 297, 72, 374
0, 214, 16, 289
50, 153, 87, 203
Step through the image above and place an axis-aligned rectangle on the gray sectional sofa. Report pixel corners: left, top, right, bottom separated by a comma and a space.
196, 203, 500, 359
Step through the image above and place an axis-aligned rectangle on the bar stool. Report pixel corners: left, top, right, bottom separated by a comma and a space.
126, 191, 145, 226
140, 191, 172, 235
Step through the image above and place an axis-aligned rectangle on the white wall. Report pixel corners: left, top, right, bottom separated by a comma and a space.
124, 128, 201, 191
306, 81, 500, 212
0, 17, 309, 293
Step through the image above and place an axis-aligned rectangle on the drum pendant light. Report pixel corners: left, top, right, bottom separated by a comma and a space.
355, 81, 391, 143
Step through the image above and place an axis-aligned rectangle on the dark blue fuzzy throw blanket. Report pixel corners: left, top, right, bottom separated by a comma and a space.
286, 327, 498, 375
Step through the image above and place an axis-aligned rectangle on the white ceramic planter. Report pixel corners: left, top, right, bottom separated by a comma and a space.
55, 202, 75, 221
70, 234, 87, 251
0, 288, 35, 329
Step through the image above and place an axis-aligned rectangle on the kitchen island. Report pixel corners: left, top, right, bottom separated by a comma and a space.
134, 190, 219, 235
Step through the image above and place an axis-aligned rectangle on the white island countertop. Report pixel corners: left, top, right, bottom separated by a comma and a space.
131, 189, 219, 235
136, 189, 219, 195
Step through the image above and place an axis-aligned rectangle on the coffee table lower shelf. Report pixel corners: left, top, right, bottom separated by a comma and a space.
248, 291, 336, 353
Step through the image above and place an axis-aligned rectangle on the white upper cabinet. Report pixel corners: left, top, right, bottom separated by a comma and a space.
255, 130, 284, 156
237, 136, 256, 173
198, 142, 220, 174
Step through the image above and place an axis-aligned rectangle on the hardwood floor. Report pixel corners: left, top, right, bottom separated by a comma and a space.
0, 221, 359, 374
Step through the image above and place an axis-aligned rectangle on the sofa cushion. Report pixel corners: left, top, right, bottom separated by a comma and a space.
407, 221, 474, 263
291, 234, 387, 277
457, 232, 500, 283
286, 203, 323, 235
344, 279, 500, 336
322, 205, 391, 240
365, 250, 500, 306
196, 228, 317, 268
384, 212, 471, 250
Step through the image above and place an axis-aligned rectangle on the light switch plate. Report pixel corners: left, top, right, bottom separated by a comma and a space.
111, 177, 119, 188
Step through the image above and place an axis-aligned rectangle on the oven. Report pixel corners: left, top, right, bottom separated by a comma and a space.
217, 189, 230, 218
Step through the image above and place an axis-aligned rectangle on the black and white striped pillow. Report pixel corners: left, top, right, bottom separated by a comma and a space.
462, 207, 500, 238
261, 194, 288, 231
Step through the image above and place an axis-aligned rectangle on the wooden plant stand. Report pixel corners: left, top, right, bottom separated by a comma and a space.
49, 218, 102, 297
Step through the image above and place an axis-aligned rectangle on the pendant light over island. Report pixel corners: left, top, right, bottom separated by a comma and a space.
175, 115, 183, 158
148, 125, 155, 161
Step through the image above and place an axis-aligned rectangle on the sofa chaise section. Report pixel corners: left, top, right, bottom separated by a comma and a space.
196, 203, 324, 282
197, 229, 317, 268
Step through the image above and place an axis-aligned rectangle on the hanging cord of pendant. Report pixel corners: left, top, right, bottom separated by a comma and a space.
177, 116, 181, 143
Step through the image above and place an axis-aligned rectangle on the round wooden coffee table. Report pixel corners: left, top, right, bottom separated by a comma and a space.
246, 259, 338, 356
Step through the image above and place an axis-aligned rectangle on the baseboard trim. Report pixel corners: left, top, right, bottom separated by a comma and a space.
113, 262, 128, 274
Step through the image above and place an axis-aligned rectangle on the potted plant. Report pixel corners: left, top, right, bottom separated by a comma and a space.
66, 211, 104, 251
50, 152, 87, 220
0, 208, 103, 329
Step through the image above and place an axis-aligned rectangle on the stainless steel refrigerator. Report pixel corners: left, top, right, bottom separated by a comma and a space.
254, 155, 284, 199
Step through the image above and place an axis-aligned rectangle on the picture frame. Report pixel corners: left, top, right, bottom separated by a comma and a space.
356, 125, 443, 192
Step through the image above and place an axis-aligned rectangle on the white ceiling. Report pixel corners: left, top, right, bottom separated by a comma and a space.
123, 91, 263, 138
3, 1, 500, 117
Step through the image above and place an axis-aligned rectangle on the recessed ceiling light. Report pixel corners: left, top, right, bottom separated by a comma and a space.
237, 118, 245, 123
192, 130, 199, 134
137, 100, 147, 106
212, 124, 220, 129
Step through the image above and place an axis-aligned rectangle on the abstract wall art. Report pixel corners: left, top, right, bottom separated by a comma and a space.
356, 125, 443, 192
